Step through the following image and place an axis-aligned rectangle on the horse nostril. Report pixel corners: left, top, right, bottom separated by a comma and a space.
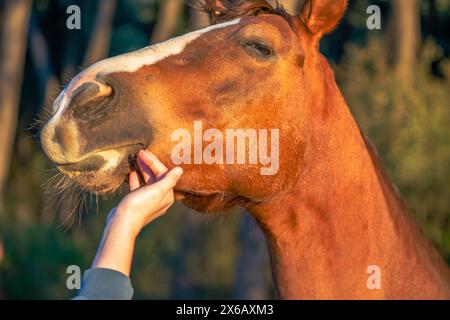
71, 81, 113, 120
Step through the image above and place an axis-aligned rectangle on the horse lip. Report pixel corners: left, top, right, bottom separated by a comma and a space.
57, 157, 105, 173
57, 143, 144, 172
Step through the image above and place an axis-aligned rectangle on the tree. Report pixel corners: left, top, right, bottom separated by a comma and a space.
189, 2, 209, 30
29, 13, 59, 113
0, 0, 33, 203
82, 0, 117, 67
0, 0, 32, 301
151, 0, 185, 44
389, 0, 420, 84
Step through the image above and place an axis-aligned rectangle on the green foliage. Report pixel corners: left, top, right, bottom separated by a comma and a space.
0, 223, 84, 299
336, 37, 450, 262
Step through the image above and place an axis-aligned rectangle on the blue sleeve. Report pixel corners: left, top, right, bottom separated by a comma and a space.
73, 268, 134, 300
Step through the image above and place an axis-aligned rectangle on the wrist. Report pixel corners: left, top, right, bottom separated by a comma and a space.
107, 207, 140, 240
93, 226, 135, 277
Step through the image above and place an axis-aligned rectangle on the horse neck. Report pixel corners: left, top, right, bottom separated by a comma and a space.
248, 59, 450, 299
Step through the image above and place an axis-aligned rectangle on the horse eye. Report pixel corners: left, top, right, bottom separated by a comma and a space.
241, 40, 274, 57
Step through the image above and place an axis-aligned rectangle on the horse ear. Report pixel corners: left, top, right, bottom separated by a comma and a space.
298, 0, 347, 38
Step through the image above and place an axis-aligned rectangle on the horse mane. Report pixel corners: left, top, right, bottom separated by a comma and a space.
190, 0, 294, 25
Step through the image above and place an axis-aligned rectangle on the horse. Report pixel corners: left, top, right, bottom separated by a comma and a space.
40, 0, 450, 299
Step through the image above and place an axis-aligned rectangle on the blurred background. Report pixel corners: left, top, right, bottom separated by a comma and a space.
0, 0, 449, 299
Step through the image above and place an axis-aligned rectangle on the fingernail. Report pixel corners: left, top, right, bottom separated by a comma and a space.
138, 150, 146, 157
144, 150, 156, 159
173, 167, 183, 177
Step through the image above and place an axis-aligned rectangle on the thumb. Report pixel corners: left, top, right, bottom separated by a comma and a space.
152, 167, 183, 191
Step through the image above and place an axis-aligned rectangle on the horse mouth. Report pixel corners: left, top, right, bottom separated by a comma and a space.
57, 144, 144, 173
56, 144, 144, 195
57, 156, 107, 173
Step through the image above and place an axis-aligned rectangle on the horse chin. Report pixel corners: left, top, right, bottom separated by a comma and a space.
59, 163, 128, 195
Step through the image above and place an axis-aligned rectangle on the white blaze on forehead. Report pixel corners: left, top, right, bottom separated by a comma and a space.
90, 18, 241, 75
52, 18, 241, 114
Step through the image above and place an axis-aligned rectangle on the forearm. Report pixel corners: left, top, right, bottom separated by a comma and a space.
92, 209, 137, 277
74, 209, 136, 300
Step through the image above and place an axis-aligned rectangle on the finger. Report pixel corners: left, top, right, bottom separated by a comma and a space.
137, 157, 156, 184
150, 167, 183, 193
129, 171, 140, 191
138, 150, 168, 179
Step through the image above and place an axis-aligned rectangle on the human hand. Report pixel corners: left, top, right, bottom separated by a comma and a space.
112, 150, 183, 238
92, 150, 182, 276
